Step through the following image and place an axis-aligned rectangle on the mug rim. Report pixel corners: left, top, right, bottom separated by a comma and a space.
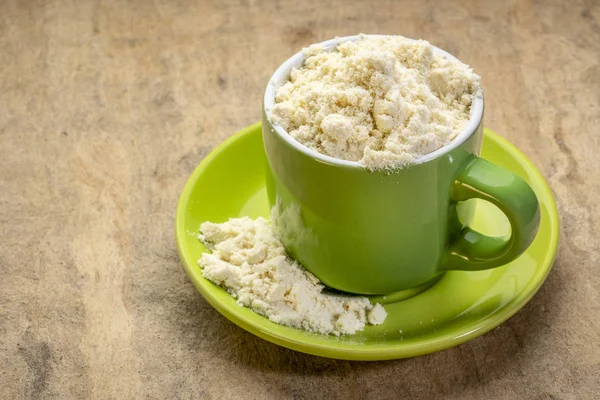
263, 34, 484, 170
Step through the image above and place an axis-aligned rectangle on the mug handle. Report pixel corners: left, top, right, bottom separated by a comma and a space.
443, 155, 540, 271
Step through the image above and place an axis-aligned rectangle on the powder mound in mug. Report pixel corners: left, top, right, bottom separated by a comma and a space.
198, 217, 387, 335
270, 35, 482, 170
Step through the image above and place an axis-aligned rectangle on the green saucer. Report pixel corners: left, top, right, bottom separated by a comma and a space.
176, 122, 559, 361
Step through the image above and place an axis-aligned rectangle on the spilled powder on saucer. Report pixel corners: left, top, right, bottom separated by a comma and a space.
198, 217, 387, 336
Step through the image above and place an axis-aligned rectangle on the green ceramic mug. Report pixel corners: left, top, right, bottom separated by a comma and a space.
262, 35, 540, 295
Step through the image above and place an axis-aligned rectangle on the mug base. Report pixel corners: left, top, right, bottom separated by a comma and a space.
322, 274, 445, 305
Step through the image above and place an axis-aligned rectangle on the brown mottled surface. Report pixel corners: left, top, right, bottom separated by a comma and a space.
1, 0, 599, 399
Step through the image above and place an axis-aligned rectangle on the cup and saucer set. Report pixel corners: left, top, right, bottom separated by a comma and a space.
176, 36, 558, 361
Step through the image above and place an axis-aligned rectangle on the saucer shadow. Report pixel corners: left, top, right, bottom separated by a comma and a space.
172, 250, 563, 398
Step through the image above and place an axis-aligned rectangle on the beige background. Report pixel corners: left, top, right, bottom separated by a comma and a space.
1, 0, 599, 398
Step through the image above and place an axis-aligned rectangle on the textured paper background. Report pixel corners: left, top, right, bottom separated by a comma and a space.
1, 0, 599, 398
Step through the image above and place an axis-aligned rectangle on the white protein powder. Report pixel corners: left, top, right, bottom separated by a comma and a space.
198, 217, 387, 335
270, 35, 482, 170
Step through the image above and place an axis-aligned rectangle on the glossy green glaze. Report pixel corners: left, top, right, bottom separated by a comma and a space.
175, 123, 559, 360
447, 157, 541, 271
263, 114, 540, 294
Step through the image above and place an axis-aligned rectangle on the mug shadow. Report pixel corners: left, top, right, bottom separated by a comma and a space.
173, 254, 564, 398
